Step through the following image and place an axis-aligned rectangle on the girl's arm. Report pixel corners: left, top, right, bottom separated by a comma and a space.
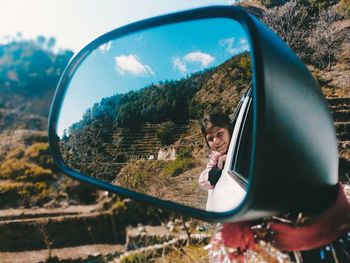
199, 152, 223, 190
199, 168, 215, 190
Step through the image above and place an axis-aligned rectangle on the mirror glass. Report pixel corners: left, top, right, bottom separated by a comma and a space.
56, 18, 253, 212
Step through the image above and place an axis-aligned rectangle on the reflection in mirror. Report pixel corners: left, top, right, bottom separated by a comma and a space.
56, 18, 253, 212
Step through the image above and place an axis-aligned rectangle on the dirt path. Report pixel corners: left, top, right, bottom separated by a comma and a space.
158, 165, 208, 210
0, 204, 98, 221
0, 244, 124, 263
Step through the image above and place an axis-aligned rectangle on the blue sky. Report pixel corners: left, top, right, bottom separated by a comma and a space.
0, 0, 236, 52
57, 17, 250, 135
0, 0, 248, 136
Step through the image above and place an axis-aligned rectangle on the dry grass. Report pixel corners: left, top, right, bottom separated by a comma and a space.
153, 244, 209, 263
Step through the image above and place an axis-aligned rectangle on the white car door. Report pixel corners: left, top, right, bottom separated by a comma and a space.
206, 92, 251, 212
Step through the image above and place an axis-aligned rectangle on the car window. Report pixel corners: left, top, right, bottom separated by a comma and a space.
229, 90, 252, 189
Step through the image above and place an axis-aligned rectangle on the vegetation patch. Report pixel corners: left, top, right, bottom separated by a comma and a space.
155, 244, 209, 263
163, 157, 195, 178
59, 176, 99, 205
24, 142, 54, 169
0, 134, 99, 208
157, 121, 175, 146
117, 147, 197, 194
117, 159, 168, 193
0, 181, 52, 208
0, 158, 55, 182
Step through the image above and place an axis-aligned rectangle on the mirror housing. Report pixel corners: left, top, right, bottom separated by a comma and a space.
49, 6, 338, 222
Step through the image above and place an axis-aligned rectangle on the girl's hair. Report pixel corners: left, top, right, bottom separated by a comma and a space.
200, 112, 233, 144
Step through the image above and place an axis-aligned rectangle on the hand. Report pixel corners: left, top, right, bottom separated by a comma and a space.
221, 221, 255, 260
217, 155, 226, 170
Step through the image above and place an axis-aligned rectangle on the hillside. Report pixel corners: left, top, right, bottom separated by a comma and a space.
239, 0, 350, 181
0, 37, 73, 131
0, 38, 99, 210
66, 51, 251, 134
59, 52, 251, 183
0, 1, 349, 261
2, 1, 349, 207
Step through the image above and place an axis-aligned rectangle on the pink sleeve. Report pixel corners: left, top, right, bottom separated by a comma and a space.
199, 169, 214, 190
198, 152, 221, 190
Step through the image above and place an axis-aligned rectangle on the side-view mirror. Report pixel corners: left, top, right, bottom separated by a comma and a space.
49, 6, 338, 222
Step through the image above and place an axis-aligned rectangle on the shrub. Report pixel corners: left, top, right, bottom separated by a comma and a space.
0, 181, 53, 208
262, 0, 313, 58
59, 176, 99, 204
337, 0, 350, 17
0, 158, 54, 182
0, 182, 26, 207
163, 157, 195, 177
159, 244, 209, 262
261, 0, 285, 8
24, 142, 54, 169
117, 160, 167, 193
0, 159, 27, 179
29, 182, 53, 206
23, 131, 48, 145
307, 8, 346, 70
123, 171, 153, 191
302, 0, 339, 15
176, 146, 193, 159
5, 146, 25, 159
157, 121, 175, 146
117, 150, 197, 193
21, 163, 54, 182
239, 55, 252, 81
162, 147, 196, 177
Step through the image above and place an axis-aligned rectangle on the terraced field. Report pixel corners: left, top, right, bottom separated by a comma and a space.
103, 123, 190, 160
0, 98, 349, 262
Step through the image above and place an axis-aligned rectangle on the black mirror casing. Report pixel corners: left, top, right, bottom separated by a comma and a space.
48, 6, 338, 222
248, 15, 338, 218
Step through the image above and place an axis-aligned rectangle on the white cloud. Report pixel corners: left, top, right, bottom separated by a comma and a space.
172, 51, 215, 73
239, 38, 250, 51
98, 41, 112, 53
220, 37, 250, 55
239, 38, 248, 45
172, 56, 187, 73
114, 54, 154, 77
220, 37, 236, 55
184, 51, 214, 67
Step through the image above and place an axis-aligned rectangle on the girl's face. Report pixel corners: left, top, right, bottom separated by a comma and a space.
205, 126, 231, 154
